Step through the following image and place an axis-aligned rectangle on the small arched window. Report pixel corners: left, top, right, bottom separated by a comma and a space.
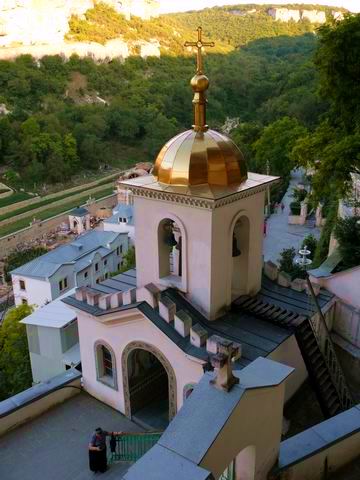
95, 342, 118, 390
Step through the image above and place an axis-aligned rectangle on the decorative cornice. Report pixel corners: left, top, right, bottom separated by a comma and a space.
128, 181, 279, 210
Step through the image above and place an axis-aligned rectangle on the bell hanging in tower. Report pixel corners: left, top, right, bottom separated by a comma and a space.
232, 234, 241, 257
164, 222, 178, 247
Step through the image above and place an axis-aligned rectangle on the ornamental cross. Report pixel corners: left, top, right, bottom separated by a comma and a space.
184, 26, 215, 75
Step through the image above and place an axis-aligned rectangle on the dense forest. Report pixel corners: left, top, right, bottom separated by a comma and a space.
0, 3, 356, 197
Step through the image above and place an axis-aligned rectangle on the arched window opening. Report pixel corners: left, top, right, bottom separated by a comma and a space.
231, 216, 250, 301
95, 342, 117, 390
235, 445, 256, 480
158, 218, 184, 287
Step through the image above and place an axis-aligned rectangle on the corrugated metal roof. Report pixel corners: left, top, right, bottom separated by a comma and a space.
20, 296, 77, 328
104, 204, 135, 226
11, 230, 122, 279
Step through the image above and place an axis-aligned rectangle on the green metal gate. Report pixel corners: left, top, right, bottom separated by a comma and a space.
108, 432, 162, 464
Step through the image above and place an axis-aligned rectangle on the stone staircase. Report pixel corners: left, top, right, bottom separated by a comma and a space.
233, 294, 354, 418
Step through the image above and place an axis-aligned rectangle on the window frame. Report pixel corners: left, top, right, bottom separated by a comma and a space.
58, 277, 68, 292
19, 280, 26, 291
95, 342, 117, 390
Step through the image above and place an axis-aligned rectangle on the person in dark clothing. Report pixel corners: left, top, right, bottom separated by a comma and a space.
89, 427, 123, 473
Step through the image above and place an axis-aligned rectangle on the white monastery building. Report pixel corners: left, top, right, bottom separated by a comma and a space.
103, 203, 135, 245
2, 29, 359, 480
12, 230, 129, 308
63, 30, 349, 438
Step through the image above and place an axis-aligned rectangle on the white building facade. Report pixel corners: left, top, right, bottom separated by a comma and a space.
12, 230, 129, 308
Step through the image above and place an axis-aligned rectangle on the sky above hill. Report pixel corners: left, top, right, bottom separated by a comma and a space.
159, 0, 360, 13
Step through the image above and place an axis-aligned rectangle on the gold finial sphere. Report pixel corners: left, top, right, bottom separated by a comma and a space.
191, 74, 209, 93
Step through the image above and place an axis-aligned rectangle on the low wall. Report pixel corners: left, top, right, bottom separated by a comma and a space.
273, 405, 360, 480
0, 369, 81, 437
0, 194, 117, 256
288, 215, 306, 225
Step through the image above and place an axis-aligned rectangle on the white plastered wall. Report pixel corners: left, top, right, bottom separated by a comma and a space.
268, 335, 308, 402
201, 384, 286, 480
133, 190, 265, 320
77, 310, 204, 414
12, 275, 52, 308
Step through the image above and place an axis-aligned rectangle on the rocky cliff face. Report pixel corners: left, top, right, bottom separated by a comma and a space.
0, 0, 159, 47
267, 7, 328, 23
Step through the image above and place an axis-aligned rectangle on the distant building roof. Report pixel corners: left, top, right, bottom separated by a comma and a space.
69, 207, 89, 216
11, 230, 125, 279
104, 204, 135, 226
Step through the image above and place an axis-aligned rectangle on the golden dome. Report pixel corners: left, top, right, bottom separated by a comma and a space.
152, 26, 248, 188
153, 129, 247, 187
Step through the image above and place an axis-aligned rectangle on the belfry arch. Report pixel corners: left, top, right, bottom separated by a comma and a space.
229, 213, 250, 302
122, 341, 177, 422
157, 215, 187, 291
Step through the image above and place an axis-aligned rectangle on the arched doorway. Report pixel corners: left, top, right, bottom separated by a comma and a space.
231, 215, 250, 301
122, 342, 177, 429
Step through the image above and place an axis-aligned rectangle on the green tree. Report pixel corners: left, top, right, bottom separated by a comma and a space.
0, 304, 33, 401
63, 133, 80, 174
4, 247, 48, 282
294, 15, 360, 199
253, 116, 307, 177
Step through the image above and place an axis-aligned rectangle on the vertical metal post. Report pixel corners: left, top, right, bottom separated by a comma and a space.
266, 159, 271, 217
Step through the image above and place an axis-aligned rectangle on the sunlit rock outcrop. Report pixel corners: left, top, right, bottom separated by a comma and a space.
0, 0, 159, 47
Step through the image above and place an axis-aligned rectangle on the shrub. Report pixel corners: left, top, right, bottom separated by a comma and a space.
278, 247, 306, 280
292, 187, 307, 203
290, 201, 301, 215
313, 201, 338, 267
334, 216, 360, 270
301, 234, 318, 260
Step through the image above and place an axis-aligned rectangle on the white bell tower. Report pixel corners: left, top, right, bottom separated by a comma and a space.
120, 27, 279, 320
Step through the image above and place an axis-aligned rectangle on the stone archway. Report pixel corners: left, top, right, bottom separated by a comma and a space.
122, 341, 177, 421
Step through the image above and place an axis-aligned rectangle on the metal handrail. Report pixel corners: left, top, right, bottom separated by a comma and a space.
306, 278, 354, 409
108, 432, 162, 463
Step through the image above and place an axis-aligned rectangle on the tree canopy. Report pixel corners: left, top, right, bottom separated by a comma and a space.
292, 14, 360, 199
0, 304, 33, 401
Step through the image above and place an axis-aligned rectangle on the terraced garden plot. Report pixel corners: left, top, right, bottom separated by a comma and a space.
0, 192, 32, 209
0, 179, 116, 222
0, 187, 115, 238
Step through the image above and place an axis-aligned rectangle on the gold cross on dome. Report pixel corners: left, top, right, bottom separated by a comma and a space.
184, 26, 215, 75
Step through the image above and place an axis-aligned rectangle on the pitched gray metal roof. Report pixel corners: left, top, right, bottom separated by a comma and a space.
69, 207, 89, 216
62, 268, 293, 366
11, 230, 123, 279
104, 204, 135, 226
